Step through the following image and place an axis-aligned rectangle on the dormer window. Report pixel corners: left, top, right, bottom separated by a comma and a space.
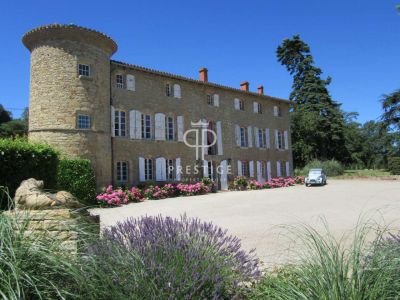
78, 64, 90, 77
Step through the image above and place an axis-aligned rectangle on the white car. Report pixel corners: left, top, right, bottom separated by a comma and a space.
305, 169, 327, 186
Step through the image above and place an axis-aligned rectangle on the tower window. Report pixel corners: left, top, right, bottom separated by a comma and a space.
77, 114, 91, 129
116, 161, 128, 182
116, 74, 125, 89
78, 64, 90, 77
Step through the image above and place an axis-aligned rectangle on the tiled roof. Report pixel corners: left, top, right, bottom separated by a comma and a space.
111, 60, 290, 103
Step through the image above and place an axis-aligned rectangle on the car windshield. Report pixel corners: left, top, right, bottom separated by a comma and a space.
309, 171, 322, 175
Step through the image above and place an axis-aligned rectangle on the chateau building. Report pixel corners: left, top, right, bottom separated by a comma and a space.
23, 24, 293, 190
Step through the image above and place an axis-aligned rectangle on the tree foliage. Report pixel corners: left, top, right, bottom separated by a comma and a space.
0, 104, 12, 124
0, 104, 28, 137
381, 90, 400, 131
277, 35, 347, 167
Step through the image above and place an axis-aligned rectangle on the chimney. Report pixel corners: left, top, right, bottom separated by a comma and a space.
199, 67, 208, 82
257, 85, 264, 95
240, 81, 249, 92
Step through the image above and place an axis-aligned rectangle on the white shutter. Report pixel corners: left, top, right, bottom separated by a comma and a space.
267, 161, 272, 181
156, 157, 162, 181
173, 84, 181, 98
253, 102, 258, 113
201, 120, 208, 151
275, 129, 279, 149
256, 161, 262, 182
286, 161, 290, 177
284, 130, 289, 150
273, 106, 278, 117
139, 157, 145, 182
111, 106, 115, 137
249, 161, 254, 177
277, 161, 281, 177
154, 113, 166, 141
247, 126, 253, 147
235, 125, 241, 146
254, 127, 259, 148
177, 116, 184, 142
126, 74, 135, 91
216, 121, 223, 155
213, 94, 220, 107
203, 160, 209, 177
237, 160, 242, 176
135, 111, 142, 139
175, 158, 181, 181
265, 128, 270, 149
234, 98, 240, 110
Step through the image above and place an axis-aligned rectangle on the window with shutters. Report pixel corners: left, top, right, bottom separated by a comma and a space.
144, 159, 153, 180
260, 161, 266, 179
207, 121, 218, 155
281, 161, 286, 177
258, 128, 266, 148
274, 106, 282, 117
240, 127, 248, 147
141, 114, 152, 139
241, 161, 250, 177
173, 84, 181, 98
78, 64, 90, 77
116, 74, 125, 89
166, 159, 175, 180
207, 94, 214, 106
239, 99, 245, 111
165, 84, 172, 97
114, 110, 126, 137
166, 116, 174, 141
77, 114, 91, 129
277, 131, 285, 149
116, 161, 128, 182
256, 103, 262, 114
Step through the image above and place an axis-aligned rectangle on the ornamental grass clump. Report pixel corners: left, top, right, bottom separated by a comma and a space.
96, 215, 261, 299
250, 221, 400, 300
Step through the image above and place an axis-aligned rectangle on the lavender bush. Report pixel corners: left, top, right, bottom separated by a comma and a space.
95, 215, 260, 299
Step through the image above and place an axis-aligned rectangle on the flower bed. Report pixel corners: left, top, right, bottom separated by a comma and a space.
97, 176, 305, 207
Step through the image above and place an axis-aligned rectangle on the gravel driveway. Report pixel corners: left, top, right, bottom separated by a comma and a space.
90, 179, 400, 266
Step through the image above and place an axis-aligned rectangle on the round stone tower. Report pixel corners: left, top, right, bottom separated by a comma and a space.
23, 24, 118, 189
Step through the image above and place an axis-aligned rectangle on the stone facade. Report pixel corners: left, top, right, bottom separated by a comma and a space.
23, 24, 293, 190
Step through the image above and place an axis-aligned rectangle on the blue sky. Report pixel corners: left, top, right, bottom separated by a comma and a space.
0, 0, 399, 123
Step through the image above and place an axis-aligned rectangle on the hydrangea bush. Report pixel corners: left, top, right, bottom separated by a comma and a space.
95, 215, 261, 299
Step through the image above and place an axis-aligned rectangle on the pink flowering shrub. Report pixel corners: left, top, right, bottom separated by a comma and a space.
127, 187, 144, 202
176, 182, 210, 196
231, 176, 302, 191
233, 176, 248, 190
96, 185, 129, 206
248, 179, 263, 190
144, 185, 169, 200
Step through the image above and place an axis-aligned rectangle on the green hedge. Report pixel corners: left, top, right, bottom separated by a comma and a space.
0, 138, 59, 209
388, 157, 400, 175
297, 159, 345, 177
57, 159, 96, 205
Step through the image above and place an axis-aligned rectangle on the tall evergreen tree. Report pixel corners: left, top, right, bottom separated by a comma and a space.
277, 35, 347, 167
381, 90, 400, 131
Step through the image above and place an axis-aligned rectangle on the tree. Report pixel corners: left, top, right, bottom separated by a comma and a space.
277, 35, 347, 167
0, 104, 12, 124
0, 120, 28, 137
381, 90, 400, 131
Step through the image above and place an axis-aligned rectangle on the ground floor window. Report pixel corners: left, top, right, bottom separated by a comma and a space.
166, 159, 175, 180
145, 158, 153, 180
241, 161, 250, 177
116, 161, 128, 182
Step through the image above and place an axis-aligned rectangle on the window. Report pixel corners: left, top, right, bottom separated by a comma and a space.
166, 116, 174, 141
274, 106, 282, 117
239, 99, 245, 111
145, 159, 153, 181
277, 131, 284, 149
241, 161, 250, 177
281, 161, 286, 177
78, 64, 90, 77
258, 129, 265, 148
114, 110, 126, 137
141, 114, 152, 139
116, 161, 128, 182
77, 114, 90, 129
173, 84, 181, 98
257, 103, 262, 114
165, 84, 172, 97
240, 127, 248, 147
166, 159, 175, 180
207, 94, 213, 106
260, 161, 266, 178
207, 121, 218, 155
116, 74, 125, 89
